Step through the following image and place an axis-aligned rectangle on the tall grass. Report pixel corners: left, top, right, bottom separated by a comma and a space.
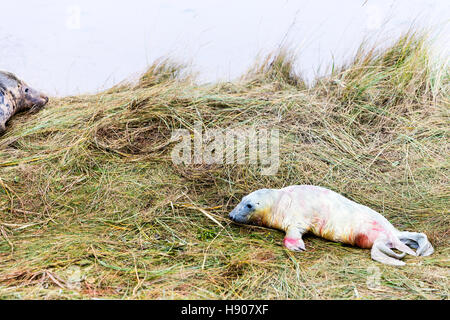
0, 31, 448, 299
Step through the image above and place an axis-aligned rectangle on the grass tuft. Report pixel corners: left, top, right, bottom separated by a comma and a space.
244, 48, 305, 89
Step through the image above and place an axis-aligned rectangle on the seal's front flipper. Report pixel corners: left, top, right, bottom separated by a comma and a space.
283, 237, 306, 252
283, 227, 306, 252
398, 231, 434, 257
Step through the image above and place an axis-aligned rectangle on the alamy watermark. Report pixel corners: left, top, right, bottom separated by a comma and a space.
366, 266, 382, 290
365, 4, 384, 31
171, 121, 280, 175
66, 5, 81, 30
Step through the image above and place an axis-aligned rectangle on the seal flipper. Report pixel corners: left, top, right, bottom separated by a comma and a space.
283, 227, 306, 252
391, 238, 417, 256
371, 234, 419, 266
370, 240, 406, 266
371, 239, 406, 266
398, 231, 434, 256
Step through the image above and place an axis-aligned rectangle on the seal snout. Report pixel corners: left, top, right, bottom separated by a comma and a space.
38, 93, 49, 106
0, 70, 49, 132
229, 205, 245, 223
229, 200, 256, 224
229, 207, 238, 221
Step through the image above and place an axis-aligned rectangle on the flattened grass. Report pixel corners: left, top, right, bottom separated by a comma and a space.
0, 31, 449, 299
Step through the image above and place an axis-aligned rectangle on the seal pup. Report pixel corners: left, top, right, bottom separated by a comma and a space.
0, 71, 49, 133
229, 185, 434, 266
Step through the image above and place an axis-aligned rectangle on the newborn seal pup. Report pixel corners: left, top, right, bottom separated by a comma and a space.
229, 185, 434, 266
0, 71, 49, 133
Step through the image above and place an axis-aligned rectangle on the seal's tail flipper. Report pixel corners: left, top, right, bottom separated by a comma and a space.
371, 238, 405, 266
371, 236, 417, 266
397, 231, 434, 256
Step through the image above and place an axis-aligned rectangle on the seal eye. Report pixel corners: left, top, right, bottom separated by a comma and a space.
246, 204, 253, 209
25, 88, 29, 93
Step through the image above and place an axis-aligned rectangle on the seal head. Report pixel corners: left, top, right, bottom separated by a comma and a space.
0, 71, 49, 112
0, 71, 49, 132
229, 189, 276, 225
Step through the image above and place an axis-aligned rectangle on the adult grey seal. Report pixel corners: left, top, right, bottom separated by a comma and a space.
229, 185, 434, 266
0, 71, 49, 133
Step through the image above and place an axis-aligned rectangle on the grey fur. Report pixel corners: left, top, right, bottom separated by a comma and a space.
0, 71, 48, 134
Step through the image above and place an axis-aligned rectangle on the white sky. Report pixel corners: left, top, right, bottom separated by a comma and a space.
0, 0, 448, 96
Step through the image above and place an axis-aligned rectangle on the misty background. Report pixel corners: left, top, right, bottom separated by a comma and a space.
0, 0, 448, 96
